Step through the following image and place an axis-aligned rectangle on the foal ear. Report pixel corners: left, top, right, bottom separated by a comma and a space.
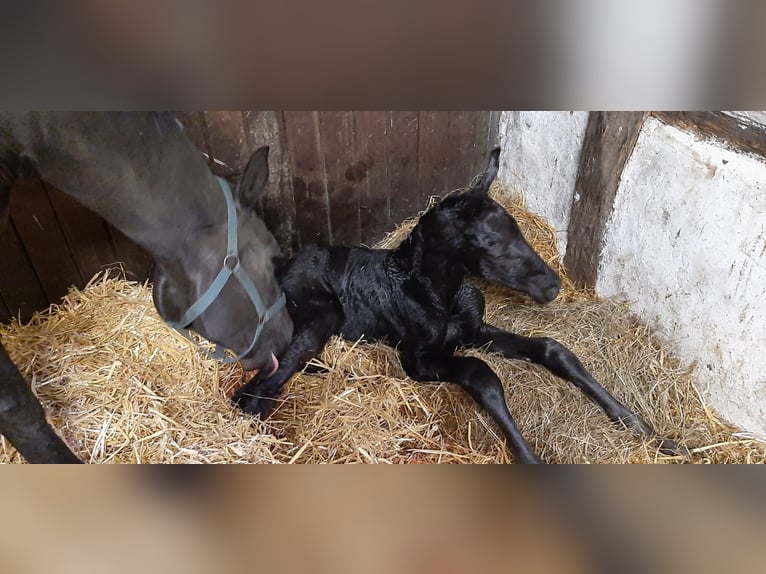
478, 147, 501, 193
235, 146, 270, 210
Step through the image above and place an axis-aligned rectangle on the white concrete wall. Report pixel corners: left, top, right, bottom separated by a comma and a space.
597, 117, 766, 438
723, 111, 766, 127
497, 111, 766, 436
497, 111, 588, 257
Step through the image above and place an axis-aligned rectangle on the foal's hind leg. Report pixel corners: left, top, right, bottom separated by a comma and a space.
400, 348, 541, 464
473, 325, 685, 456
0, 341, 81, 463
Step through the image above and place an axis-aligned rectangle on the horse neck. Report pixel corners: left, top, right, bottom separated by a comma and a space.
31, 114, 225, 259
70, 158, 225, 260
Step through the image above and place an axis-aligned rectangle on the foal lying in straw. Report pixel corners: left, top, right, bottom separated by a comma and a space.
233, 148, 685, 463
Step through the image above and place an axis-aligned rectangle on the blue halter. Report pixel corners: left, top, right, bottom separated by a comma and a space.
168, 177, 286, 364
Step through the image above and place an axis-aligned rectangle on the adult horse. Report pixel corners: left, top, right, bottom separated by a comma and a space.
0, 112, 293, 463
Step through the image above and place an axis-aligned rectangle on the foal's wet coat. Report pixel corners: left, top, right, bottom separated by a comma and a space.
234, 148, 683, 463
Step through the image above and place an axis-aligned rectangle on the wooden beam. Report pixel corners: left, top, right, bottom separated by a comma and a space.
564, 112, 647, 289
652, 112, 766, 159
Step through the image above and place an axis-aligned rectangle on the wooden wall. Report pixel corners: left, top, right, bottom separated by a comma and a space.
0, 180, 153, 324
177, 111, 499, 252
1, 111, 499, 323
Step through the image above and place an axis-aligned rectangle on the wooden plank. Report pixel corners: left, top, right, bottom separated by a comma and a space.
353, 111, 391, 245
445, 111, 478, 191
319, 111, 361, 246
416, 111, 451, 209
281, 111, 331, 246
243, 111, 298, 254
43, 182, 118, 283
0, 217, 48, 322
652, 111, 766, 159
563, 112, 647, 289
387, 111, 420, 226
8, 178, 83, 302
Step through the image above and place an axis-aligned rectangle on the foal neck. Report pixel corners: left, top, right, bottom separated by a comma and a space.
392, 222, 467, 298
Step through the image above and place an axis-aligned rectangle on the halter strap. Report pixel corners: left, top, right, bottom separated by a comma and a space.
167, 177, 286, 364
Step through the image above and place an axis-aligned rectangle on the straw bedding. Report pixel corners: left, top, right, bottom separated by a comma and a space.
1, 184, 764, 463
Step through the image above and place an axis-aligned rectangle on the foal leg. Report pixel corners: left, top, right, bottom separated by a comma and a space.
474, 325, 685, 456
0, 341, 81, 463
401, 348, 542, 464
232, 307, 342, 420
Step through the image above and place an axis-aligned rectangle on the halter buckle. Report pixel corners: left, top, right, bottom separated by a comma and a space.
224, 254, 239, 270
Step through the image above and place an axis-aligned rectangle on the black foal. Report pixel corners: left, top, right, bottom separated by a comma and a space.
233, 147, 682, 463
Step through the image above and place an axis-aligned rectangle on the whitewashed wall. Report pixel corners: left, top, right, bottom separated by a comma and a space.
497, 111, 766, 438
598, 117, 766, 438
497, 111, 587, 256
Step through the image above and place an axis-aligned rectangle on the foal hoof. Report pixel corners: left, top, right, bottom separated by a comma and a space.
657, 438, 690, 459
232, 384, 277, 420
617, 413, 690, 459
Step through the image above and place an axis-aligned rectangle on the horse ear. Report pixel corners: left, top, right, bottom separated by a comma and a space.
478, 147, 500, 193
235, 146, 270, 210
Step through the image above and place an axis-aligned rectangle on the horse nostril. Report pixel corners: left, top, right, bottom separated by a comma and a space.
544, 284, 560, 302
542, 276, 561, 302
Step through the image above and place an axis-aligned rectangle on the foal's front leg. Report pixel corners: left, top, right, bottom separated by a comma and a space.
232, 306, 342, 420
474, 325, 685, 456
400, 347, 542, 464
